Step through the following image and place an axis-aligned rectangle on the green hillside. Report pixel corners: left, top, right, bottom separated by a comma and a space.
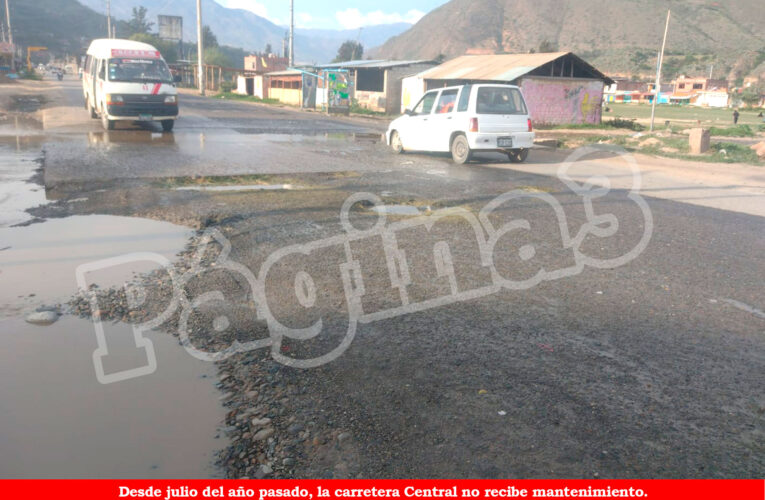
2, 0, 128, 56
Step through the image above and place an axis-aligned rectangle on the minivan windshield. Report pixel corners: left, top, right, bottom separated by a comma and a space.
108, 57, 173, 84
476, 87, 527, 115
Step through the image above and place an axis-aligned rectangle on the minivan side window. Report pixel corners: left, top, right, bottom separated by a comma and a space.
476, 87, 528, 115
435, 89, 458, 114
98, 59, 106, 80
83, 55, 91, 75
412, 91, 438, 115
457, 85, 472, 112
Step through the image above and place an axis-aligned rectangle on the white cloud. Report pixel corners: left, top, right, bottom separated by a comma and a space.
223, 0, 269, 19
335, 8, 425, 29
296, 13, 313, 28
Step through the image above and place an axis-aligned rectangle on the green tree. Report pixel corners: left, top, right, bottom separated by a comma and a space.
333, 40, 363, 63
537, 39, 558, 53
127, 6, 154, 35
264, 43, 273, 55
203, 47, 231, 67
128, 33, 178, 63
202, 25, 218, 49
740, 87, 762, 107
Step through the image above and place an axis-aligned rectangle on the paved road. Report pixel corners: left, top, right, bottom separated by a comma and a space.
2, 77, 764, 479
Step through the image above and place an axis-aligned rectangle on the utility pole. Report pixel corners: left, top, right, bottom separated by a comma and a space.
4, 0, 13, 70
289, 0, 294, 66
196, 0, 205, 95
709, 64, 714, 80
649, 9, 670, 132
106, 0, 112, 39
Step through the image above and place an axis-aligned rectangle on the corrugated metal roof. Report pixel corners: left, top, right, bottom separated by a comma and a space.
265, 69, 304, 76
316, 59, 435, 69
419, 52, 611, 83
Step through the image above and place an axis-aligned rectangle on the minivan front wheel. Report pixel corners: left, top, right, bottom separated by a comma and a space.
101, 113, 115, 130
451, 134, 471, 164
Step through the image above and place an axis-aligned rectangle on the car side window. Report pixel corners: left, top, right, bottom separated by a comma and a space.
457, 85, 472, 112
412, 91, 438, 115
436, 89, 458, 114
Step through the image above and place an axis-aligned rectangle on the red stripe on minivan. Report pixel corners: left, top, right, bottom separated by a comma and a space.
151, 83, 161, 95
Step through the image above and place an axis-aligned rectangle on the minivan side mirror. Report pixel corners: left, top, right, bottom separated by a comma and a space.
404, 109, 413, 116
173, 75, 182, 83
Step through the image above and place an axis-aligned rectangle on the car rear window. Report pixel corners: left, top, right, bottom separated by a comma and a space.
476, 87, 527, 115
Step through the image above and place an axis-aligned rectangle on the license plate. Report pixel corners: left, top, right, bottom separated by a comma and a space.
138, 114, 152, 121
497, 137, 513, 147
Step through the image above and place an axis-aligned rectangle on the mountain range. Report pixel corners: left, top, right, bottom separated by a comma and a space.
75, 0, 410, 64
374, 0, 765, 80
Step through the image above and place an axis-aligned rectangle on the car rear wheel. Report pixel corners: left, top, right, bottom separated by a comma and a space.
161, 120, 175, 132
451, 134, 471, 164
507, 148, 529, 163
390, 131, 404, 153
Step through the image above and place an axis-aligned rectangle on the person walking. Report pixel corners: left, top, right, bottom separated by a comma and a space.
733, 109, 740, 124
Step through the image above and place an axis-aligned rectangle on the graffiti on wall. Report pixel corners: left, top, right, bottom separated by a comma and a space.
520, 78, 604, 125
325, 70, 351, 115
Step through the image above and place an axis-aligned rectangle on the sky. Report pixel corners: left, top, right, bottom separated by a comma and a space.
216, 0, 449, 30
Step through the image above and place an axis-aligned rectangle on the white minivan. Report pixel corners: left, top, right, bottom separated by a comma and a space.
387, 84, 534, 164
83, 39, 179, 132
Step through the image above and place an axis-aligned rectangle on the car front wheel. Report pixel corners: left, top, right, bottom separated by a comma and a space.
451, 134, 471, 164
390, 131, 404, 153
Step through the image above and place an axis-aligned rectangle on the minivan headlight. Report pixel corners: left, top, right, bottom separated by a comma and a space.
106, 94, 123, 104
164, 95, 177, 104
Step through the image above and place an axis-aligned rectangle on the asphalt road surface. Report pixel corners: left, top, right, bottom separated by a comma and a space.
1, 77, 763, 479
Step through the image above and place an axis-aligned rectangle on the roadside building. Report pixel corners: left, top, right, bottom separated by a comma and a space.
265, 70, 304, 106
315, 60, 437, 114
235, 74, 266, 98
401, 52, 613, 125
236, 54, 289, 98
0, 42, 14, 72
670, 75, 729, 108
244, 54, 288, 74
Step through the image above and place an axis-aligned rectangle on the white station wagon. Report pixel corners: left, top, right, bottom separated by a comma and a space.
387, 84, 534, 164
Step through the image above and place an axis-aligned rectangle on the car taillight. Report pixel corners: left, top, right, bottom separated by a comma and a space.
527, 118, 533, 132
469, 117, 479, 132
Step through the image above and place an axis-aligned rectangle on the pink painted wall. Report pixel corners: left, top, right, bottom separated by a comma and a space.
520, 78, 604, 125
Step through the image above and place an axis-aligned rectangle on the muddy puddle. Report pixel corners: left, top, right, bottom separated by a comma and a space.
0, 144, 46, 227
7, 94, 47, 113
0, 142, 227, 477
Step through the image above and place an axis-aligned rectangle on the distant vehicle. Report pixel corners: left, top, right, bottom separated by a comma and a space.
386, 84, 535, 164
82, 38, 179, 132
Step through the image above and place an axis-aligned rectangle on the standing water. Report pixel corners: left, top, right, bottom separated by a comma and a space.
0, 139, 226, 478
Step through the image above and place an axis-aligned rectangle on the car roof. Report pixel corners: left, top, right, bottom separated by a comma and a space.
427, 83, 521, 93
86, 38, 161, 58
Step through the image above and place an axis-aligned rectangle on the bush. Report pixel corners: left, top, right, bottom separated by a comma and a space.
220, 81, 234, 93
708, 124, 754, 137
710, 142, 761, 163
